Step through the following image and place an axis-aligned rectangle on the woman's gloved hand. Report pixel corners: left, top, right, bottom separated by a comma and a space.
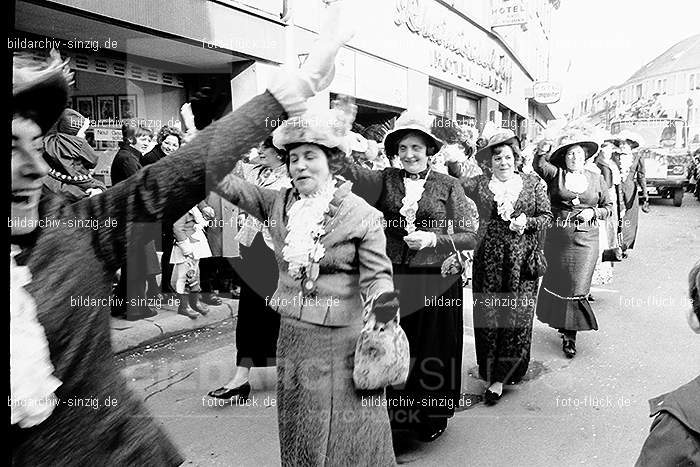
267, 0, 355, 117
371, 291, 400, 324
403, 231, 437, 250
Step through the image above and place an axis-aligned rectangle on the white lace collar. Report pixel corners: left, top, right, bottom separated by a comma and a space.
488, 174, 523, 221
282, 178, 337, 280
400, 169, 431, 234
564, 171, 588, 194
10, 245, 62, 428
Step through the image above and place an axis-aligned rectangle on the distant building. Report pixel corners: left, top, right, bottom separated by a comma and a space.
571, 34, 700, 143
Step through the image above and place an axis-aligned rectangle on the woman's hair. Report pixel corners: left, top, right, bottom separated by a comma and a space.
156, 126, 183, 145
482, 143, 523, 173
689, 261, 700, 323
283, 142, 347, 174
397, 130, 438, 157
122, 124, 153, 145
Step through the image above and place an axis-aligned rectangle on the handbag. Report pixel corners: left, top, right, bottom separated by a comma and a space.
522, 232, 547, 280
353, 298, 410, 390
602, 232, 626, 262
441, 235, 468, 278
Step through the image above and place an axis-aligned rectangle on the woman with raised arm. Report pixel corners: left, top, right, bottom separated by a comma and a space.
214, 104, 399, 465
339, 112, 478, 442
533, 132, 613, 359
9, 4, 348, 462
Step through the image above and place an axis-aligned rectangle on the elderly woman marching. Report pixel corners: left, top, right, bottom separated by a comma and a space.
10, 3, 349, 463
340, 112, 478, 442
533, 133, 613, 359
214, 103, 399, 466
453, 130, 552, 404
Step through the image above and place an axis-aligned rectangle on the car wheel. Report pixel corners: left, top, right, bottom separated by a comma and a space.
673, 188, 684, 207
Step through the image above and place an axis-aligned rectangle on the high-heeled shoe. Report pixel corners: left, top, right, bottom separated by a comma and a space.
484, 389, 502, 406
207, 382, 251, 402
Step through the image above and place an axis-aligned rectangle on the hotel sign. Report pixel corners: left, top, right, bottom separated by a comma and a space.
491, 0, 528, 28
394, 0, 513, 95
533, 82, 562, 104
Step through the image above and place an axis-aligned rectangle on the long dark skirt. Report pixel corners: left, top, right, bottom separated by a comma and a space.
387, 265, 463, 431
472, 225, 540, 385
277, 318, 395, 467
622, 193, 639, 249
235, 234, 280, 368
536, 217, 599, 332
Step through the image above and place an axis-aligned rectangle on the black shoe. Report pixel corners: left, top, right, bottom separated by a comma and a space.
125, 306, 157, 321
415, 418, 447, 442
200, 292, 223, 306
207, 382, 251, 402
177, 294, 199, 320
484, 389, 502, 406
563, 337, 577, 359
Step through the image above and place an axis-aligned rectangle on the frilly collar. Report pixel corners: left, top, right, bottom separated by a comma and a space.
488, 175, 523, 221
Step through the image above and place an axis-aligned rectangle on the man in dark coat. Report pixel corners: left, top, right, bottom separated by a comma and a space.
109, 124, 158, 319
10, 15, 348, 463
635, 261, 700, 466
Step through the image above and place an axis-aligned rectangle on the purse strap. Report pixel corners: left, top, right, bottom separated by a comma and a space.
448, 234, 467, 269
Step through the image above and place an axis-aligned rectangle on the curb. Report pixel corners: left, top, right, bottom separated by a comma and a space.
110, 298, 239, 354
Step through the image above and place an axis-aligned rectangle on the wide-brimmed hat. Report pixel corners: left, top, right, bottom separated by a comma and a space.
272, 104, 356, 156
550, 134, 599, 165
383, 113, 443, 157
13, 51, 72, 134
474, 129, 521, 163
605, 129, 644, 149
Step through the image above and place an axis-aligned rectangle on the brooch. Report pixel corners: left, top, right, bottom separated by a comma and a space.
301, 263, 320, 297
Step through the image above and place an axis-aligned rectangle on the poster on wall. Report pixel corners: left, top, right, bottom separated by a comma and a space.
74, 96, 95, 121
96, 96, 116, 122
118, 95, 137, 120
491, 0, 527, 28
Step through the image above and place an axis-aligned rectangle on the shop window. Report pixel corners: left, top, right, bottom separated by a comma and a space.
429, 84, 451, 117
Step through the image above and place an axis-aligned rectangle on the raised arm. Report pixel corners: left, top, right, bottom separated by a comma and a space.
214, 171, 279, 223
71, 92, 286, 271
533, 147, 559, 182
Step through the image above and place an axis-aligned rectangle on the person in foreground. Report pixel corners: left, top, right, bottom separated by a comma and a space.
214, 99, 399, 465
635, 260, 700, 466
9, 4, 349, 463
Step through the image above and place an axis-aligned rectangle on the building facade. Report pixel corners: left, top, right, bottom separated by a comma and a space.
12, 0, 559, 181
570, 33, 700, 145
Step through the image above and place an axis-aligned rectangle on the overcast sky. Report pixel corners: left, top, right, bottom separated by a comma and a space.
548, 0, 700, 116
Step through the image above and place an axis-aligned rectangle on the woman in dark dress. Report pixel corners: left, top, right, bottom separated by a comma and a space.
341, 112, 478, 442
455, 130, 552, 405
608, 130, 648, 251
208, 137, 291, 401
534, 135, 613, 358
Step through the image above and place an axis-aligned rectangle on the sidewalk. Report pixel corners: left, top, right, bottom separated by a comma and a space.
110, 296, 239, 354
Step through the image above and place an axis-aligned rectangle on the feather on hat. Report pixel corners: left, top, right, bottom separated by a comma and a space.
272, 95, 357, 155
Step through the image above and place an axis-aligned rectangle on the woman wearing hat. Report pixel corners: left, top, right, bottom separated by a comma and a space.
533, 135, 613, 358
10, 4, 349, 462
454, 130, 552, 404
214, 105, 398, 465
340, 112, 478, 442
607, 131, 648, 251
42, 108, 106, 203
208, 136, 291, 401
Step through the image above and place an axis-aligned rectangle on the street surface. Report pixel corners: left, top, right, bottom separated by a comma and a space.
116, 193, 700, 466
